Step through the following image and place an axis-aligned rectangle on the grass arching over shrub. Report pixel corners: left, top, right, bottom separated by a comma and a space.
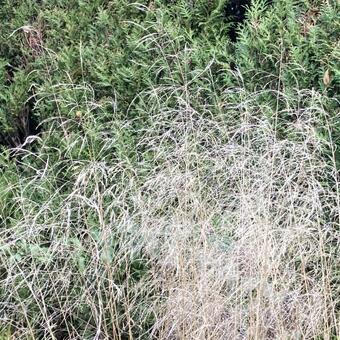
0, 0, 339, 338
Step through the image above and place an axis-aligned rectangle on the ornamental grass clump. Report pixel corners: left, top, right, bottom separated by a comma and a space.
0, 0, 339, 338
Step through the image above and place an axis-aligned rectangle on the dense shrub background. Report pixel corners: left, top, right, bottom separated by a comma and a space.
0, 0, 339, 338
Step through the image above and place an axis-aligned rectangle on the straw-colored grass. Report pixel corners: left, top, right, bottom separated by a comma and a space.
1, 68, 338, 338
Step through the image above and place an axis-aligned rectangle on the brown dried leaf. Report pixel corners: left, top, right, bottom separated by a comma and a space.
323, 69, 331, 86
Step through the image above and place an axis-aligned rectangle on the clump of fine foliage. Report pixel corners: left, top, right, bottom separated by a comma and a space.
0, 0, 339, 339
